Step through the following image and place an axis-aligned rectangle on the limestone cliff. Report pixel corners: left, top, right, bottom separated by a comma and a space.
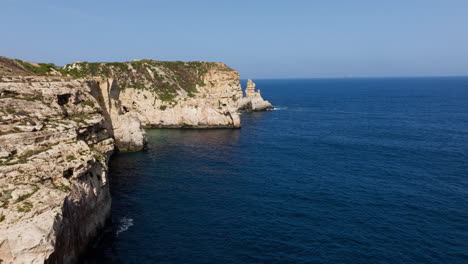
0, 56, 273, 263
0, 76, 115, 263
61, 60, 271, 128
89, 78, 146, 151
0, 74, 145, 263
116, 63, 242, 128
1, 58, 274, 125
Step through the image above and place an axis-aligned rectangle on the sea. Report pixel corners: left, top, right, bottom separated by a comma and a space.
83, 77, 468, 264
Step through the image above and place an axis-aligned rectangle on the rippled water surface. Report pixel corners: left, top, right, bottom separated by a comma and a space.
84, 78, 468, 264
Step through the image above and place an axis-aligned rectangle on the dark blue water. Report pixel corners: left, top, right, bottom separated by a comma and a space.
84, 78, 468, 264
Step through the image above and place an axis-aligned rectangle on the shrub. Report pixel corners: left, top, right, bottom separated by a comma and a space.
15, 59, 58, 75
15, 186, 39, 203
5, 107, 15, 114
17, 201, 33, 212
81, 100, 95, 108
66, 154, 76, 161
53, 182, 71, 192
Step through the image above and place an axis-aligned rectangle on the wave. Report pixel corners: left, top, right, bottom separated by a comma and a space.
116, 216, 134, 236
272, 107, 288, 111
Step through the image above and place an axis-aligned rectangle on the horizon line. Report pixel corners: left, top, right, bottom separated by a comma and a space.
247, 75, 468, 80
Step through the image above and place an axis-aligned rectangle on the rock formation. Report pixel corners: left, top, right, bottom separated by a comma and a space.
61, 60, 245, 128
0, 76, 115, 263
0, 56, 273, 263
89, 78, 146, 151
116, 62, 242, 128
245, 78, 258, 97
0, 60, 145, 263
237, 79, 274, 111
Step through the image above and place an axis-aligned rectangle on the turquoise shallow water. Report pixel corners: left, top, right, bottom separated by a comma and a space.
84, 78, 468, 264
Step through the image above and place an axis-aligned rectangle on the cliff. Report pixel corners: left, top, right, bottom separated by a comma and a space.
1, 57, 274, 127
0, 75, 147, 263
61, 60, 244, 128
0, 76, 115, 263
89, 78, 146, 151
0, 56, 272, 263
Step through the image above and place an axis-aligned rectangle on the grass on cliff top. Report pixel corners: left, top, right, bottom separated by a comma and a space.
61, 60, 234, 101
1, 56, 59, 76
14, 59, 59, 75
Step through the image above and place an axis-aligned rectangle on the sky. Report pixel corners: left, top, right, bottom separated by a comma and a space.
1, 0, 467, 78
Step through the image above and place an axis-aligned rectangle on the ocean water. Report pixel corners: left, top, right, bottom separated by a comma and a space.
83, 78, 468, 264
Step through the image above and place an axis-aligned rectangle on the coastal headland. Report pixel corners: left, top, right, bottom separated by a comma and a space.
0, 56, 272, 263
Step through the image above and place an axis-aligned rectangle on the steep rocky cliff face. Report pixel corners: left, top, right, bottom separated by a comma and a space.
0, 76, 114, 263
0, 56, 273, 263
89, 78, 146, 151
0, 74, 145, 263
1, 57, 274, 128
116, 64, 243, 127
61, 60, 272, 128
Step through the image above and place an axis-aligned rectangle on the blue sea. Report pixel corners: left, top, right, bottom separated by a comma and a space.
83, 78, 468, 264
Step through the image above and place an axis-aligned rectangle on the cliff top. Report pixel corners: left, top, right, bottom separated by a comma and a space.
0, 56, 238, 101
61, 60, 237, 101
0, 56, 60, 76
0, 56, 234, 77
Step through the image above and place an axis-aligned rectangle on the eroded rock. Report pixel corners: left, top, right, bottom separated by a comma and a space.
237, 79, 274, 111
0, 77, 115, 263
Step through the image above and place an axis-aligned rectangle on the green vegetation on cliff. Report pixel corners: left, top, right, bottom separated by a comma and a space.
0, 57, 59, 76
0, 56, 236, 102
14, 60, 58, 75
61, 60, 234, 101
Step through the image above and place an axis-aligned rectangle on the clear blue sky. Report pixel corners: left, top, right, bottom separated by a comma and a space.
1, 0, 467, 78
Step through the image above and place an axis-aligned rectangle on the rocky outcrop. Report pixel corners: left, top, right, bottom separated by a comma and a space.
0, 76, 142, 263
61, 60, 273, 128
115, 62, 242, 128
245, 79, 258, 98
89, 78, 146, 151
237, 79, 273, 111
1, 57, 274, 124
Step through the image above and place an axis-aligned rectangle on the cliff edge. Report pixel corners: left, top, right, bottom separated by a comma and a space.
62, 60, 244, 128
61, 60, 274, 128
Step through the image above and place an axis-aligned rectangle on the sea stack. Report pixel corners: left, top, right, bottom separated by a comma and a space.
238, 79, 274, 111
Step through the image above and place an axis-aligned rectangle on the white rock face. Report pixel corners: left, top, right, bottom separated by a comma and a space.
237, 79, 274, 111
61, 61, 273, 128
119, 63, 243, 128
245, 79, 259, 98
89, 78, 146, 151
0, 77, 122, 263
113, 112, 146, 151
0, 59, 275, 263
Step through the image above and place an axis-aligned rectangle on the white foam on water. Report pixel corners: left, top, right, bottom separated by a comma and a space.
116, 216, 134, 236
272, 107, 288, 111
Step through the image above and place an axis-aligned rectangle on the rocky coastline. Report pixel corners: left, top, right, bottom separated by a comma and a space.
0, 57, 272, 263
